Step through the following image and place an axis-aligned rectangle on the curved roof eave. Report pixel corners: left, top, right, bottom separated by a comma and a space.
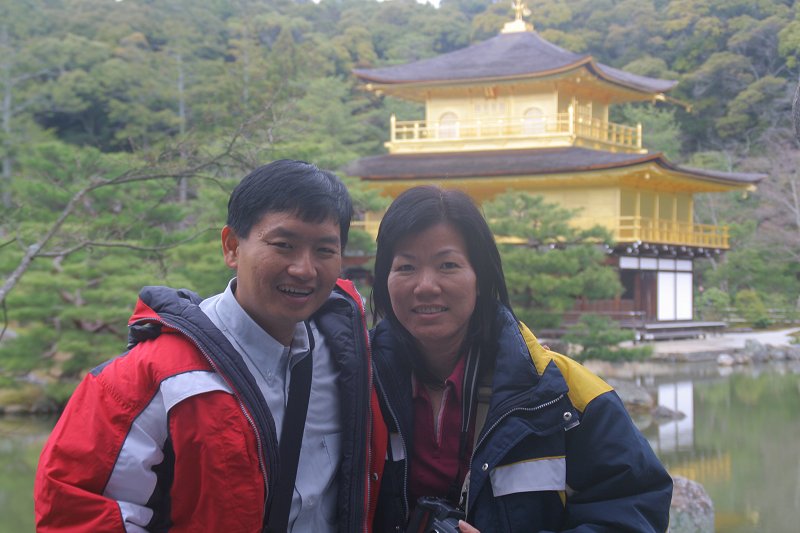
357, 58, 678, 96
353, 32, 677, 96
344, 148, 765, 187
656, 158, 766, 186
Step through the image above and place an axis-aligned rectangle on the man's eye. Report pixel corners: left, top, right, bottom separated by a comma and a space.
268, 241, 291, 249
318, 247, 339, 255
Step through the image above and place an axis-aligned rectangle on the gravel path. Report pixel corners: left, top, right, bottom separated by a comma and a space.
645, 327, 800, 356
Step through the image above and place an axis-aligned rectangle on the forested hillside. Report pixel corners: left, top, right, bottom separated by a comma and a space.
1, 0, 799, 400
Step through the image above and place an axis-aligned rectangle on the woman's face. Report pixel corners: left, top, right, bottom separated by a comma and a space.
387, 222, 478, 359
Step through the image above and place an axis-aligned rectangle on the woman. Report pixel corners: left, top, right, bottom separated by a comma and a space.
370, 186, 672, 532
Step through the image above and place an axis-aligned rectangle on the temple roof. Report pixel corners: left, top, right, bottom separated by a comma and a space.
343, 147, 764, 187
353, 31, 677, 95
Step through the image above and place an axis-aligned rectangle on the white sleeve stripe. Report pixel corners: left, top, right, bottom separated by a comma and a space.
160, 370, 232, 411
104, 370, 233, 530
489, 457, 566, 496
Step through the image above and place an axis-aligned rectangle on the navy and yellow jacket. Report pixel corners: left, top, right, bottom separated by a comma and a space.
372, 305, 672, 532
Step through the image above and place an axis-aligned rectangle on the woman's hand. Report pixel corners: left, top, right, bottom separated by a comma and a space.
458, 519, 480, 533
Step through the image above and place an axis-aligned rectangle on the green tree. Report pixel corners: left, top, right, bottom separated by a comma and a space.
273, 76, 385, 169
734, 289, 771, 328
716, 76, 786, 141
563, 314, 652, 362
697, 287, 731, 321
0, 1, 58, 208
778, 19, 800, 69
615, 103, 683, 160
0, 122, 253, 383
483, 192, 620, 329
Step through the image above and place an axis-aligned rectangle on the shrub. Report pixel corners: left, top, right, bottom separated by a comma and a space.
515, 308, 564, 331
563, 314, 653, 362
734, 289, 770, 328
753, 317, 772, 329
697, 287, 730, 321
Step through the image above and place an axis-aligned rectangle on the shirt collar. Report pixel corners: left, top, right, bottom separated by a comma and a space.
212, 278, 310, 355
412, 354, 468, 403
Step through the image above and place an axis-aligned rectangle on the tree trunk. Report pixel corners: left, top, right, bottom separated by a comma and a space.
242, 23, 250, 105
176, 52, 188, 203
1, 25, 13, 209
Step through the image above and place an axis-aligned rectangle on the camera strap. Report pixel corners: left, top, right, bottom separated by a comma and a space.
472, 385, 492, 448
265, 331, 314, 533
456, 348, 493, 510
448, 347, 493, 504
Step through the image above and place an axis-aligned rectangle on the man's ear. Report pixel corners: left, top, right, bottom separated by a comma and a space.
221, 226, 240, 269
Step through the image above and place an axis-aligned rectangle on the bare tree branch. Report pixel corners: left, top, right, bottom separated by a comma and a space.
0, 298, 7, 342
37, 227, 218, 257
0, 116, 258, 306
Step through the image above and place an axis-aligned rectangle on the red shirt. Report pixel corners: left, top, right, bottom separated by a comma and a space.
409, 355, 475, 507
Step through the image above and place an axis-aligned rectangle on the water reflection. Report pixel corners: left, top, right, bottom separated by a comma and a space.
2, 364, 799, 532
0, 415, 55, 533
640, 361, 800, 533
655, 380, 695, 453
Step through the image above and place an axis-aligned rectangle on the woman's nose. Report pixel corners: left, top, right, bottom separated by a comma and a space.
413, 268, 441, 295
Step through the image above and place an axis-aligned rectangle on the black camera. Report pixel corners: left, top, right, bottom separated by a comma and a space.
406, 496, 466, 533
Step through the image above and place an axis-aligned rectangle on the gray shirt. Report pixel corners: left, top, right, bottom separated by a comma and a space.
200, 279, 342, 532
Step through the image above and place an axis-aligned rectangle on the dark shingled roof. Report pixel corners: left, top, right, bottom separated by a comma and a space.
353, 31, 677, 94
343, 147, 764, 186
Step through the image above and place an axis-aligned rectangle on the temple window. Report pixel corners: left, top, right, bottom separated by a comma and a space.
438, 112, 459, 139
523, 106, 545, 134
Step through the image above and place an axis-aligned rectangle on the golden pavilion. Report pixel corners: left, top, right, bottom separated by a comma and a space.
345, 2, 764, 334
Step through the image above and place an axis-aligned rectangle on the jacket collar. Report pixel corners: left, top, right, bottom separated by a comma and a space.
372, 304, 570, 431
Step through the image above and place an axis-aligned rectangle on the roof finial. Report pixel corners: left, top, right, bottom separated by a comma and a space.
502, 0, 534, 34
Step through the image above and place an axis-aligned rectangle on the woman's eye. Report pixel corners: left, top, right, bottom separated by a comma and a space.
393, 264, 414, 272
441, 261, 459, 270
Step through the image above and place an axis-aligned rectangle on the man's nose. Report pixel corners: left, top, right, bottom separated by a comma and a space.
287, 249, 315, 279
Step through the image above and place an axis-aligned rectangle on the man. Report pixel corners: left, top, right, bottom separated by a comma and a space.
34, 160, 387, 532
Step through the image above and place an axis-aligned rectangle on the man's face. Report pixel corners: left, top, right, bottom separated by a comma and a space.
222, 211, 342, 345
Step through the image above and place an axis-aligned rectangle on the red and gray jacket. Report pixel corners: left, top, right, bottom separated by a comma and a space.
34, 280, 387, 533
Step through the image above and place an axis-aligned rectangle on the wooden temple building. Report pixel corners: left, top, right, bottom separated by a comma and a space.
344, 2, 765, 338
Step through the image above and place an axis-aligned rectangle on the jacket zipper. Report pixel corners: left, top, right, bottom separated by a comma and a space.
144, 318, 271, 520
352, 298, 374, 533
374, 368, 410, 521
463, 393, 565, 517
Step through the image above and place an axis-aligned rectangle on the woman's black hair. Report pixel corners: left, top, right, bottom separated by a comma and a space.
371, 186, 511, 370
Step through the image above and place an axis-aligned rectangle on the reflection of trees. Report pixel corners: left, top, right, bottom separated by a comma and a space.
731, 374, 772, 406
669, 453, 731, 486
688, 373, 800, 531
652, 372, 800, 530
0, 417, 56, 532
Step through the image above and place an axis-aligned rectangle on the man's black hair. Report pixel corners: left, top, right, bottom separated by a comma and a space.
226, 159, 353, 247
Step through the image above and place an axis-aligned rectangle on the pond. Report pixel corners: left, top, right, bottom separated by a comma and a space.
0, 415, 54, 533
2, 361, 799, 532
638, 360, 800, 532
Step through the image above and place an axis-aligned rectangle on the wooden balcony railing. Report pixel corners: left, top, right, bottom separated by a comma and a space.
389, 107, 642, 151
613, 216, 729, 248
354, 215, 730, 250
